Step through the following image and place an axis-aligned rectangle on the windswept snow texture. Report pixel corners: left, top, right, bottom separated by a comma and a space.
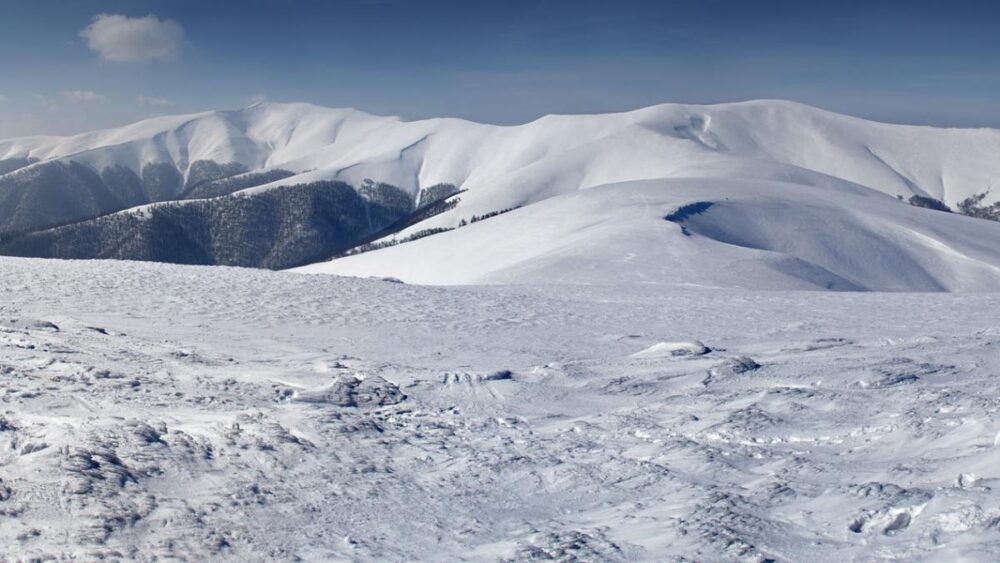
2, 257, 1000, 560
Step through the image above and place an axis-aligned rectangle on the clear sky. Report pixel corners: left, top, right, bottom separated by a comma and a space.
0, 0, 997, 138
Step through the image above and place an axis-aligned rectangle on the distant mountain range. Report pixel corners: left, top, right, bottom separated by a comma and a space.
2, 100, 1000, 290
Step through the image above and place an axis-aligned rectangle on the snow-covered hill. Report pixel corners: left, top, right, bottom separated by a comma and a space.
3, 100, 1000, 289
299, 178, 1000, 291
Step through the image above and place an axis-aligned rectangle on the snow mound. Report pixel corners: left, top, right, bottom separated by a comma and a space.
632, 341, 712, 358
294, 375, 405, 408
704, 356, 762, 385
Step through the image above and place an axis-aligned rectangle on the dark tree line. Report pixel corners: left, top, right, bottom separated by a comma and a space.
459, 205, 523, 226
0, 161, 479, 270
343, 203, 522, 258
0, 158, 38, 176
957, 192, 1000, 222
905, 190, 1000, 223
907, 195, 952, 212
183, 169, 296, 200
0, 158, 255, 236
0, 180, 418, 270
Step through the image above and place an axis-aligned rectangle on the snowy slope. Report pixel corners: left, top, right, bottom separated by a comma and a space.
3, 256, 1000, 560
3, 100, 999, 205
0, 103, 396, 184
298, 177, 1000, 291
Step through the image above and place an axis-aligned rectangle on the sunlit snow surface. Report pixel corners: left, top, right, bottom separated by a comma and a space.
5, 100, 1000, 211
2, 257, 999, 560
299, 179, 1000, 291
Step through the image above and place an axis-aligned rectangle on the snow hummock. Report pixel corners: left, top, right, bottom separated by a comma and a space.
631, 340, 711, 358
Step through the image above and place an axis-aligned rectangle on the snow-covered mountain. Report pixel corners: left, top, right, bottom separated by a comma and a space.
4, 99, 1000, 208
3, 100, 1000, 289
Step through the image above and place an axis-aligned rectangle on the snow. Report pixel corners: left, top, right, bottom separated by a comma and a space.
297, 178, 1000, 291
10, 99, 993, 290
3, 99, 1000, 207
2, 256, 1000, 560
3, 100, 1000, 560
6, 101, 1000, 288
631, 341, 711, 358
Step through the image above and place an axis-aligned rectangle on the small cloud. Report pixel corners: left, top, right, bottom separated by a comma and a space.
61, 90, 105, 103
0, 94, 6, 102
80, 14, 185, 62
137, 95, 175, 107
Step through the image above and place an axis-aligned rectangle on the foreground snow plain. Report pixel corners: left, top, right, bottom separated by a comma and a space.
2, 257, 999, 561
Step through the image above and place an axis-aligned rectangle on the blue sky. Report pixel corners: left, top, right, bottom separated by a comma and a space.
0, 0, 998, 137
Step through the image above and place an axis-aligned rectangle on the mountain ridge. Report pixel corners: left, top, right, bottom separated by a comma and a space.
3, 99, 999, 207
2, 99, 1000, 290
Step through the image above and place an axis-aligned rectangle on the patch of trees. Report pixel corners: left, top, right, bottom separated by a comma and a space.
0, 165, 477, 270
0, 158, 304, 236
359, 178, 413, 212
907, 195, 951, 212
0, 161, 122, 235
0, 158, 38, 176
343, 204, 522, 258
903, 190, 1000, 223
458, 205, 523, 227
322, 184, 463, 259
957, 191, 1000, 222
184, 169, 296, 200
341, 227, 455, 257
0, 181, 415, 270
101, 165, 147, 207
416, 183, 461, 208
140, 162, 184, 201
183, 160, 248, 194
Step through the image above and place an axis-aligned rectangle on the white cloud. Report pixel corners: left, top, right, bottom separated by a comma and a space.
137, 95, 176, 107
61, 90, 105, 103
0, 94, 6, 103
80, 14, 185, 62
